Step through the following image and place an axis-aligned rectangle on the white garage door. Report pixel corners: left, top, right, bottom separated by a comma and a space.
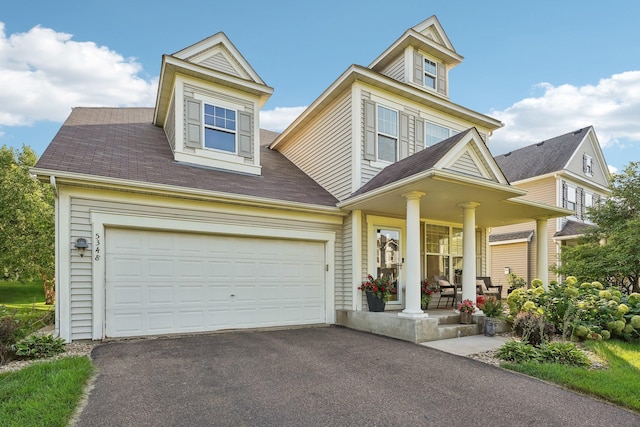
105, 228, 326, 338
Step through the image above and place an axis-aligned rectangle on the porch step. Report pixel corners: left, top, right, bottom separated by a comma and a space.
432, 323, 482, 341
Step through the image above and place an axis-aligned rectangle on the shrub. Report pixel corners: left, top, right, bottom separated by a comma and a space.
513, 311, 555, 346
536, 342, 591, 367
496, 340, 540, 363
13, 334, 66, 359
0, 315, 20, 364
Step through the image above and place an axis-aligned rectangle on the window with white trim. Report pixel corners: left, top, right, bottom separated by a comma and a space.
204, 103, 236, 153
566, 185, 577, 212
377, 105, 398, 162
424, 58, 437, 89
425, 121, 459, 147
583, 154, 593, 176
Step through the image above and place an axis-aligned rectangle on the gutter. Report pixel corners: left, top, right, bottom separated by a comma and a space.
31, 168, 346, 218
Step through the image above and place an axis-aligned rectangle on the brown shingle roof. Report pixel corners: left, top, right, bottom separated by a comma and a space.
489, 230, 534, 243
349, 129, 471, 198
35, 108, 338, 207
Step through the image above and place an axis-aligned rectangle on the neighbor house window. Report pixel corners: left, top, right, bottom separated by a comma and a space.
566, 185, 577, 212
424, 58, 437, 89
377, 105, 398, 162
583, 154, 593, 176
204, 104, 236, 153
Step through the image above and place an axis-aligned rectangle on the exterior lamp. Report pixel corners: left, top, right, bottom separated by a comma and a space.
504, 267, 510, 275
75, 238, 88, 257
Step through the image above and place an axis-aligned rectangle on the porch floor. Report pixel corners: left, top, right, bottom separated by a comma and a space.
336, 308, 509, 344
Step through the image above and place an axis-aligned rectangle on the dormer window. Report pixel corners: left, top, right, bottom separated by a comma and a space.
424, 59, 437, 90
204, 104, 237, 153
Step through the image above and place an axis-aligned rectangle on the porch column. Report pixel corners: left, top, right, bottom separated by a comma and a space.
460, 202, 480, 305
536, 217, 549, 290
399, 191, 427, 318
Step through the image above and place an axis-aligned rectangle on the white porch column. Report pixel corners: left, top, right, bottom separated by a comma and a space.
536, 217, 549, 291
399, 191, 427, 318
460, 202, 480, 305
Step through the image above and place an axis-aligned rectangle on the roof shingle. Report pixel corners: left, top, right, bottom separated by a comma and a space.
494, 126, 591, 182
35, 108, 338, 207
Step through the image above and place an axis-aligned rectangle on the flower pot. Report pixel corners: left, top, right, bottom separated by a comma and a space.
460, 311, 473, 324
484, 317, 498, 336
365, 291, 386, 312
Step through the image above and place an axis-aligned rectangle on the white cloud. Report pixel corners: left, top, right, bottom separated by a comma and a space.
0, 23, 157, 126
259, 106, 307, 132
489, 71, 640, 157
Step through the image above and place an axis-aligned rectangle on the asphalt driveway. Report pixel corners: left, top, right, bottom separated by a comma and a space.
75, 326, 640, 426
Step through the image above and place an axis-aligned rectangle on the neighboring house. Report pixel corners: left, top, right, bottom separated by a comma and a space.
33, 16, 569, 342
489, 126, 612, 289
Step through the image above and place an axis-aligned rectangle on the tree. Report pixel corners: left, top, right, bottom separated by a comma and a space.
0, 145, 55, 303
553, 161, 640, 293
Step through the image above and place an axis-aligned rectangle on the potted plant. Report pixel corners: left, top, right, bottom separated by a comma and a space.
358, 274, 396, 312
457, 299, 476, 324
420, 279, 440, 310
478, 296, 504, 336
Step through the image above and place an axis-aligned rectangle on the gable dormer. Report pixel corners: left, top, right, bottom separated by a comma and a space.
369, 16, 463, 98
153, 33, 273, 175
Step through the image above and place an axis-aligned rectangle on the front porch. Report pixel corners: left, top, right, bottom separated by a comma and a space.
336, 308, 509, 344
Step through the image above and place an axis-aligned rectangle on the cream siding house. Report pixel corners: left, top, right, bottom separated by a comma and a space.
34, 16, 569, 343
490, 126, 612, 288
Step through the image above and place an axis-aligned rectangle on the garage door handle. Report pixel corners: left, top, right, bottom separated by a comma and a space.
230, 294, 235, 297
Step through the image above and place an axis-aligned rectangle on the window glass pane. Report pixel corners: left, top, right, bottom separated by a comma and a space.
425, 224, 449, 254
205, 128, 235, 152
451, 228, 463, 256
377, 135, 397, 162
377, 105, 397, 137
424, 75, 435, 89
585, 192, 593, 207
426, 122, 450, 147
377, 229, 400, 302
426, 254, 449, 280
424, 59, 436, 75
204, 104, 235, 132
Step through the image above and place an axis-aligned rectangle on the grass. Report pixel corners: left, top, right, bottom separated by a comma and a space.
0, 357, 93, 427
0, 280, 54, 338
0, 280, 50, 311
503, 339, 640, 413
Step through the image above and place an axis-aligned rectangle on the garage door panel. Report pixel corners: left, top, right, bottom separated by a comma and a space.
105, 229, 326, 338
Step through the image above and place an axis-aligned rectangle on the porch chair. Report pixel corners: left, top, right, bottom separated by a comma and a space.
476, 276, 503, 300
433, 275, 458, 308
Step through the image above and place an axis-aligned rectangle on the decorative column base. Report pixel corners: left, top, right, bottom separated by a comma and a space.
398, 310, 428, 319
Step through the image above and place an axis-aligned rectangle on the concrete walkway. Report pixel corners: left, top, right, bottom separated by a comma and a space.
421, 334, 511, 356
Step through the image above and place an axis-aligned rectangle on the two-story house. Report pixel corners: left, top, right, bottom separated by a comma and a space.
489, 126, 611, 289
33, 16, 570, 343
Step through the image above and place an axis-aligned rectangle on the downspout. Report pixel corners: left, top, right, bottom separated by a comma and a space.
49, 176, 60, 338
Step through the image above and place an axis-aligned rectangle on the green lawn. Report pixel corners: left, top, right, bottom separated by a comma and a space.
0, 280, 50, 311
503, 339, 640, 413
0, 357, 93, 427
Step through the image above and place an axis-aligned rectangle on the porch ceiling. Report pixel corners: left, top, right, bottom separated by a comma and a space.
339, 170, 572, 228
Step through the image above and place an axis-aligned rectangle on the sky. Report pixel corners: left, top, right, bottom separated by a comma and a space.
1, 0, 639, 174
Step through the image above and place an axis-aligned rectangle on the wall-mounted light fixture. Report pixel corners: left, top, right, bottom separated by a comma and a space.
75, 238, 88, 257
504, 267, 510, 275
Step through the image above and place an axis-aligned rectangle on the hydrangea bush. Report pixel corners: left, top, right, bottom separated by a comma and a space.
506, 276, 640, 342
